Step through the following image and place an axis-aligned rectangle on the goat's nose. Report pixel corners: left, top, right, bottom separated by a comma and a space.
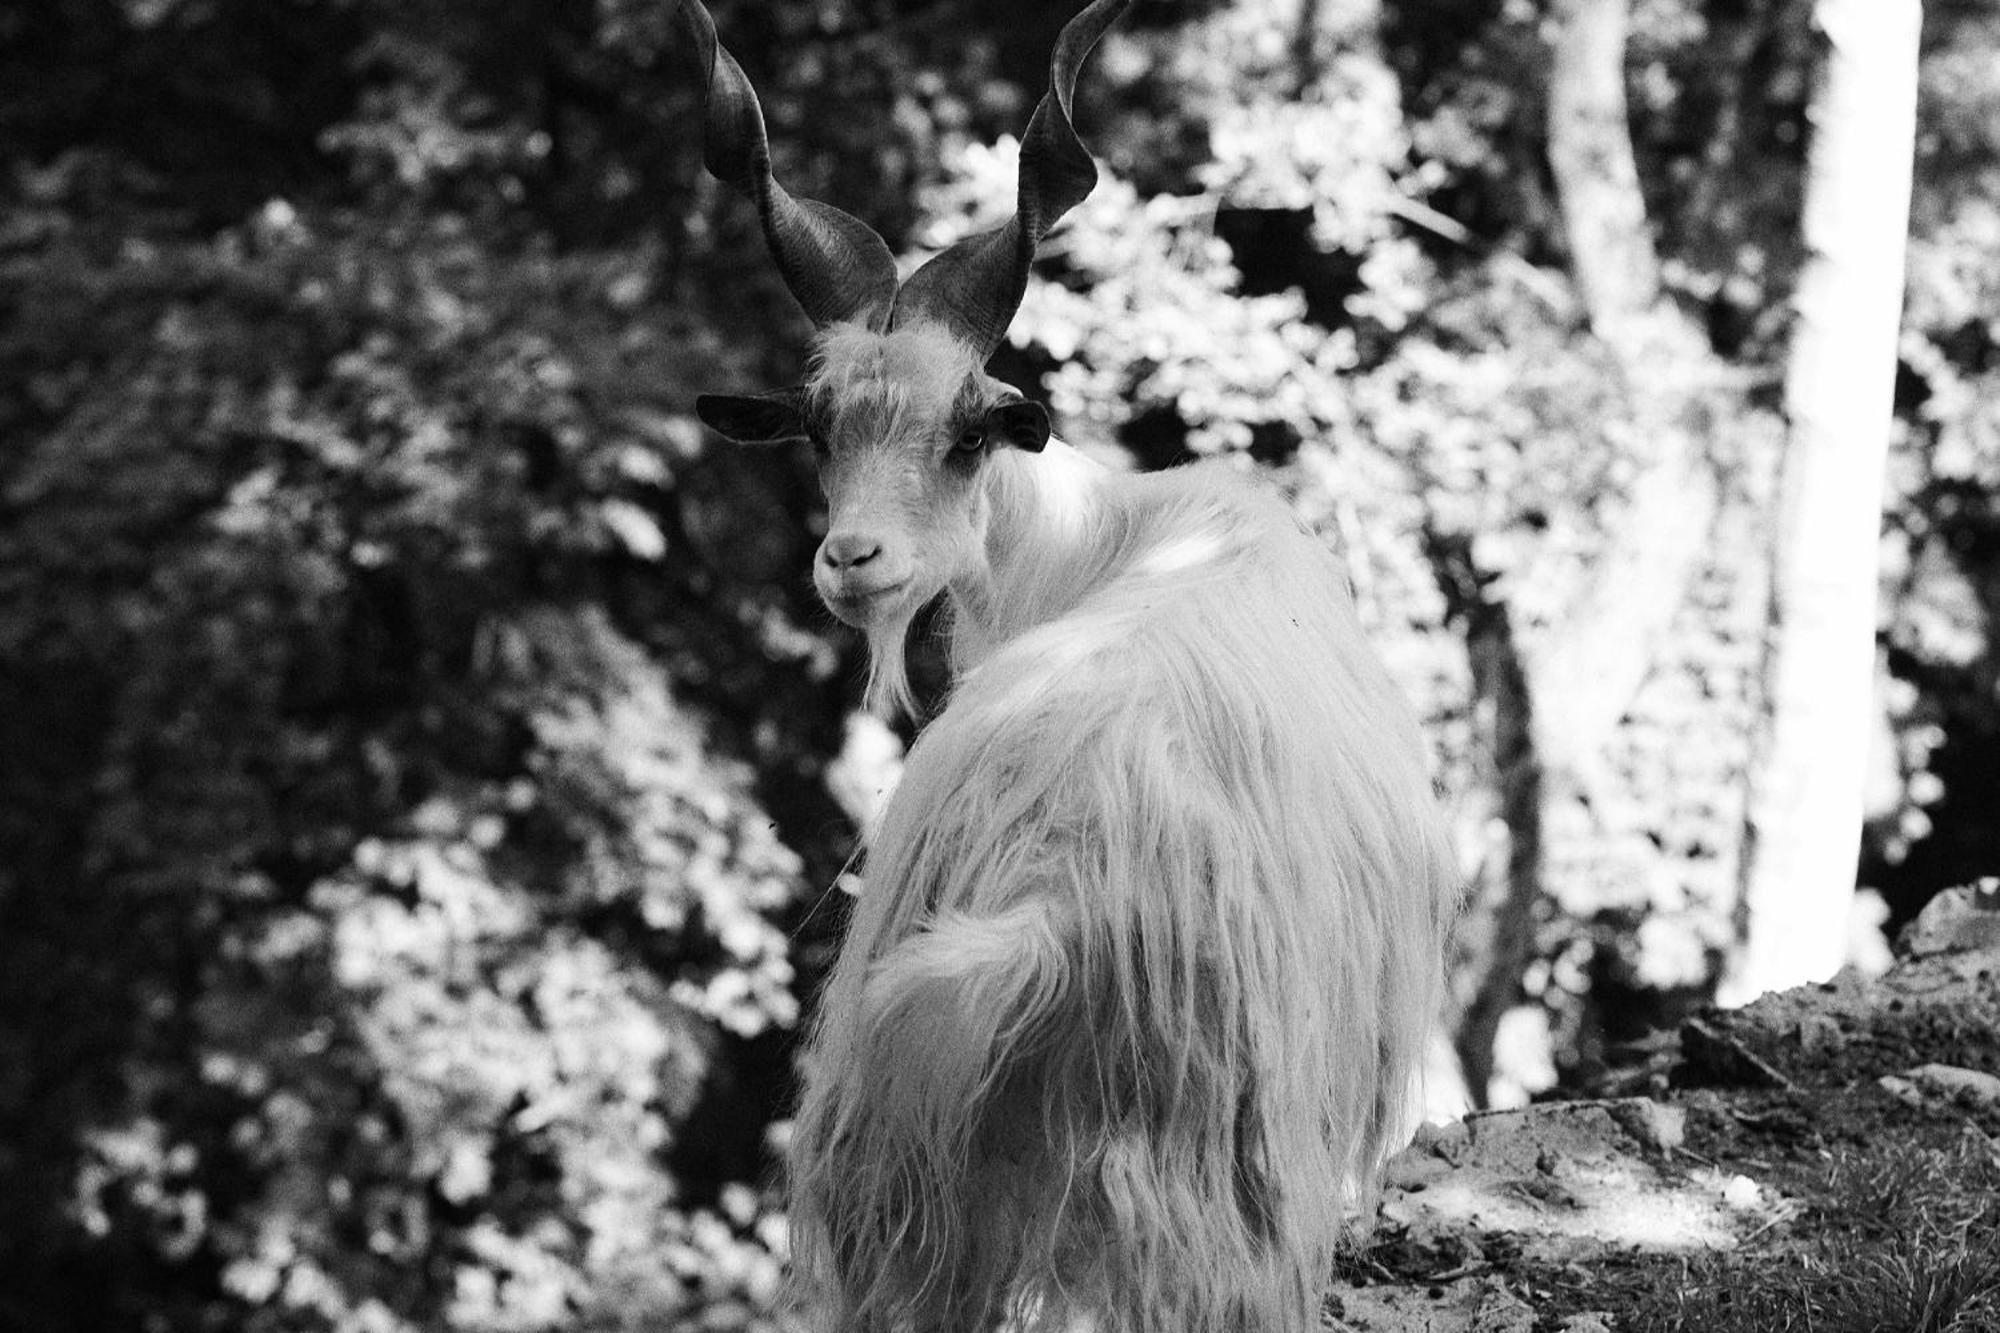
820, 533, 883, 571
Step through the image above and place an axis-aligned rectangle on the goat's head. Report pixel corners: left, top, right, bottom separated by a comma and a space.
700, 323, 1051, 633
679, 0, 1128, 706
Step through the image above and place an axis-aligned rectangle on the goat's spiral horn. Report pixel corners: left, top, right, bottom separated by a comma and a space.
890, 0, 1133, 359
676, 0, 899, 330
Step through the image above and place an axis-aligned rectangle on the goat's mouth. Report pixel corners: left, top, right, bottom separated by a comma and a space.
820, 577, 915, 628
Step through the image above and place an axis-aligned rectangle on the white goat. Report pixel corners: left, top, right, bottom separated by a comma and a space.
678, 2, 1460, 1330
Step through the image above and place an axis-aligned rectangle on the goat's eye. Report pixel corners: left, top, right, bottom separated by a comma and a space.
953, 426, 986, 454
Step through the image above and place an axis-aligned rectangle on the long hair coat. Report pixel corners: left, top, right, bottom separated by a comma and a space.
788, 444, 1459, 1333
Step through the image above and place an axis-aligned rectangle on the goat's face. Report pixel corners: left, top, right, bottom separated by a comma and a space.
698, 322, 1050, 631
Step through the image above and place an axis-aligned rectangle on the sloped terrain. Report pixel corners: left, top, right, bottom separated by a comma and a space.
1334, 885, 2000, 1332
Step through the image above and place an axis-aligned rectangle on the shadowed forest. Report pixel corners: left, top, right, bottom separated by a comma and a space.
2, 0, 1996, 1328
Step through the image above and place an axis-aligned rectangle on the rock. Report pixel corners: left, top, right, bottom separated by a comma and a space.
1686, 935, 2000, 1089
1719, 1174, 1764, 1210
1798, 1012, 1844, 1058
1604, 1098, 1686, 1153
1879, 1063, 2000, 1114
1898, 879, 2000, 958
1554, 1316, 1615, 1333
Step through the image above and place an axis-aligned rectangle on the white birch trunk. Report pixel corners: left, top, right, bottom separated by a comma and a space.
1721, 0, 1921, 1005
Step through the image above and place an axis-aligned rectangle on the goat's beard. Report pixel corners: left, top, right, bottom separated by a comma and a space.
860, 598, 923, 721
843, 528, 980, 721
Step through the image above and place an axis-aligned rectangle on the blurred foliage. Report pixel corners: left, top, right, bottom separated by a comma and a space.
1, 0, 1997, 1327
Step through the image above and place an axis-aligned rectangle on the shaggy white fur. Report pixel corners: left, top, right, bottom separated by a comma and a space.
788, 431, 1460, 1333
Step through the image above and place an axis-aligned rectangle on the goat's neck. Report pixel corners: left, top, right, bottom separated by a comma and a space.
946, 438, 1121, 676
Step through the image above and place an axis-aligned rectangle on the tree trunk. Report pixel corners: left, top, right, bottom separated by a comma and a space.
1433, 0, 1728, 1095
1722, 0, 1920, 1005
1426, 529, 1543, 1110
1546, 0, 1657, 345
1537, 0, 1718, 798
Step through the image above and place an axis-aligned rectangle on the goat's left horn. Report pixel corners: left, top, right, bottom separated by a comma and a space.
890, 0, 1133, 359
676, 0, 899, 330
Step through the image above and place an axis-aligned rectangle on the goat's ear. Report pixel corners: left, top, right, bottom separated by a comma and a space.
695, 388, 810, 445
985, 399, 1050, 454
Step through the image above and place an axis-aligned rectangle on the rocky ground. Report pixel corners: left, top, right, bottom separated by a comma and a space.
1333, 883, 2000, 1332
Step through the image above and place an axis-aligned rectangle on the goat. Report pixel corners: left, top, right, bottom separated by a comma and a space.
676, 2, 1460, 1329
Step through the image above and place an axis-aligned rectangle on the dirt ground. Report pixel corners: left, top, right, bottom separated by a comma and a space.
1332, 883, 2000, 1332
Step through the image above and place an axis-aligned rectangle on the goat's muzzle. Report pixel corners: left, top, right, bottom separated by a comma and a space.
815, 533, 915, 628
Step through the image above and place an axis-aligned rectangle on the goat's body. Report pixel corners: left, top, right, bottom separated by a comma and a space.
682, 0, 1452, 1320
790, 444, 1458, 1333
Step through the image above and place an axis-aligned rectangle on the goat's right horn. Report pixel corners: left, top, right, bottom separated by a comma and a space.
890, 0, 1133, 359
676, 0, 899, 331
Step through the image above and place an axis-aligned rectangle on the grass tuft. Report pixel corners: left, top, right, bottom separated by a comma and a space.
1631, 1137, 2000, 1332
